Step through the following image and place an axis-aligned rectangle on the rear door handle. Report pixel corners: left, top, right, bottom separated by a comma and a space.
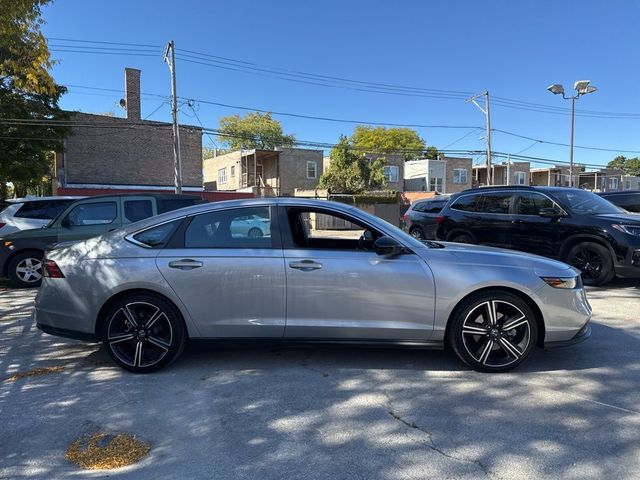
168, 259, 203, 270
289, 260, 323, 271
511, 219, 524, 224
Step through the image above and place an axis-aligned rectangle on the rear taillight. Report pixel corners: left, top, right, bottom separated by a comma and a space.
43, 259, 65, 278
400, 214, 409, 222
436, 215, 445, 224
0, 222, 5, 230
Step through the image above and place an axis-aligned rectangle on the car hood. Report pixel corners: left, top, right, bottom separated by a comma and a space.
432, 241, 578, 277
595, 213, 640, 223
0, 226, 59, 241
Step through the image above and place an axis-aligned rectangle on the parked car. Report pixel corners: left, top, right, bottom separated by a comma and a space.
599, 190, 640, 213
401, 196, 450, 239
35, 198, 591, 374
0, 193, 205, 288
436, 186, 640, 286
0, 196, 82, 236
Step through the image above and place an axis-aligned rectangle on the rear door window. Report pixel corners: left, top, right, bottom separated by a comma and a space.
184, 206, 273, 248
478, 193, 513, 214
124, 199, 154, 223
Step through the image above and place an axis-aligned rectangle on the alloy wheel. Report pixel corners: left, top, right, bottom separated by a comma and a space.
410, 228, 424, 239
15, 257, 43, 284
106, 302, 174, 368
568, 246, 603, 281
461, 300, 531, 368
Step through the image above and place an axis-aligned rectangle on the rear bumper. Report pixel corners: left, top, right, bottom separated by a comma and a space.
37, 322, 98, 342
544, 323, 591, 349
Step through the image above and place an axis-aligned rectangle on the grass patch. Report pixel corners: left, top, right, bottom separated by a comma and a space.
66, 432, 151, 470
5, 366, 64, 382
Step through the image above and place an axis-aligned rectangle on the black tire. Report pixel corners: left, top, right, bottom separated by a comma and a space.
7, 251, 44, 288
566, 242, 615, 286
248, 227, 264, 238
101, 293, 187, 373
450, 233, 474, 244
409, 226, 425, 239
448, 290, 538, 373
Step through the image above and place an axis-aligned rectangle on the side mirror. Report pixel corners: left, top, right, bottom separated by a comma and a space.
61, 217, 71, 228
539, 207, 562, 218
374, 236, 405, 257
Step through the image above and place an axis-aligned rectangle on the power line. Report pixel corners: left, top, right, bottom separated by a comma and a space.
46, 37, 161, 48
493, 129, 640, 154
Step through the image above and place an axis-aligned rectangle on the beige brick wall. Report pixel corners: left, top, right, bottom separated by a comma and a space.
443, 156, 472, 193
203, 151, 242, 191
60, 112, 202, 187
278, 148, 323, 195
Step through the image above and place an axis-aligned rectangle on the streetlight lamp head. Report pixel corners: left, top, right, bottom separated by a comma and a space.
584, 85, 598, 94
574, 80, 591, 94
547, 84, 565, 95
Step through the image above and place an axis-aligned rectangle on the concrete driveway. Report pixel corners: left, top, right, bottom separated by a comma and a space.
1, 279, 639, 479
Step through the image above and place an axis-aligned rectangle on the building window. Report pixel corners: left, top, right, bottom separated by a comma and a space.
218, 167, 227, 184
515, 171, 526, 185
383, 165, 399, 183
306, 161, 317, 179
230, 165, 235, 178
430, 177, 444, 193
625, 180, 631, 190
453, 168, 468, 184
609, 177, 618, 190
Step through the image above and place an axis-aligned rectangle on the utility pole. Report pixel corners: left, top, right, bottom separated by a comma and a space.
466, 91, 492, 185
163, 40, 182, 194
506, 154, 511, 185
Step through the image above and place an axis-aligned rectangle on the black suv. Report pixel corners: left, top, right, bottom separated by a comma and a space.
599, 191, 640, 213
436, 186, 640, 285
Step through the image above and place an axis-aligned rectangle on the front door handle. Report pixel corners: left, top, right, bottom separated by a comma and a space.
289, 260, 323, 271
511, 219, 524, 224
168, 259, 203, 270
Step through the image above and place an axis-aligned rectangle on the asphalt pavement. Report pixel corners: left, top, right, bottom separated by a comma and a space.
1, 279, 639, 479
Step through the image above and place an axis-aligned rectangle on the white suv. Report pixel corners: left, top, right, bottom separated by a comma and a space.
0, 197, 81, 235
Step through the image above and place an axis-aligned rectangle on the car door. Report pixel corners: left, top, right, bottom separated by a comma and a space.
279, 205, 436, 340
511, 192, 565, 257
57, 199, 122, 242
156, 205, 286, 338
472, 192, 516, 248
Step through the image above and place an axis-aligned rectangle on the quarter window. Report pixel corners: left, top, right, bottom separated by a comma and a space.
218, 167, 227, 185
132, 220, 181, 248
451, 194, 480, 212
65, 202, 117, 226
184, 207, 272, 248
453, 169, 468, 184
307, 161, 317, 179
384, 165, 399, 183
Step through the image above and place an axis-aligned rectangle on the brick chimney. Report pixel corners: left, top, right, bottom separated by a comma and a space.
124, 67, 141, 121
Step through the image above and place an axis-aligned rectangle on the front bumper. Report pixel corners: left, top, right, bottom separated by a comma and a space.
544, 323, 591, 349
614, 247, 640, 278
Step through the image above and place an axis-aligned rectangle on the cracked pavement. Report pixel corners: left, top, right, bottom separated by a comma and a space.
1, 278, 639, 479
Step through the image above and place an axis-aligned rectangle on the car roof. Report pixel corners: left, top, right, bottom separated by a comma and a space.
8, 196, 84, 203
599, 190, 640, 196
67, 193, 203, 201
452, 185, 586, 197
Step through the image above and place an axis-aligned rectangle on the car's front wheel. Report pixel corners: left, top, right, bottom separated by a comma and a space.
566, 242, 615, 286
448, 291, 538, 372
7, 251, 44, 288
102, 293, 187, 373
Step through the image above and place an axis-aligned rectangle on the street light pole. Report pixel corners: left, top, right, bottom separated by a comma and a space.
547, 80, 597, 188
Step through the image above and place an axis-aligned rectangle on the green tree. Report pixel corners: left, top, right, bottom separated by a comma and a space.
217, 112, 295, 151
0, 0, 68, 200
349, 125, 431, 160
608, 155, 640, 176
319, 136, 386, 193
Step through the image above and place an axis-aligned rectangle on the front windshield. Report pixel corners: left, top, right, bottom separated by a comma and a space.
552, 189, 624, 215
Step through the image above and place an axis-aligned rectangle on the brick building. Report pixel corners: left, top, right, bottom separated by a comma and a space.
203, 147, 325, 196
404, 156, 473, 194
473, 161, 531, 186
54, 68, 203, 195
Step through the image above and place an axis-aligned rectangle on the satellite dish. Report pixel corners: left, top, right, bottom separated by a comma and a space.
118, 98, 127, 109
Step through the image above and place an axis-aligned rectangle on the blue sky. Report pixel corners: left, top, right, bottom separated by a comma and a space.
42, 0, 640, 168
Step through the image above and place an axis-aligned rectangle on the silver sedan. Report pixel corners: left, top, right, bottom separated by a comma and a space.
35, 198, 592, 373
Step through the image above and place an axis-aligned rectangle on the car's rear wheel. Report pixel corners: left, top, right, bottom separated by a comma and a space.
566, 242, 615, 286
102, 293, 187, 373
248, 227, 263, 238
409, 226, 425, 239
448, 291, 538, 372
7, 251, 44, 288
450, 233, 474, 244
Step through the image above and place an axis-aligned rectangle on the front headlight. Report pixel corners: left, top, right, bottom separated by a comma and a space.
612, 224, 640, 236
541, 276, 581, 289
